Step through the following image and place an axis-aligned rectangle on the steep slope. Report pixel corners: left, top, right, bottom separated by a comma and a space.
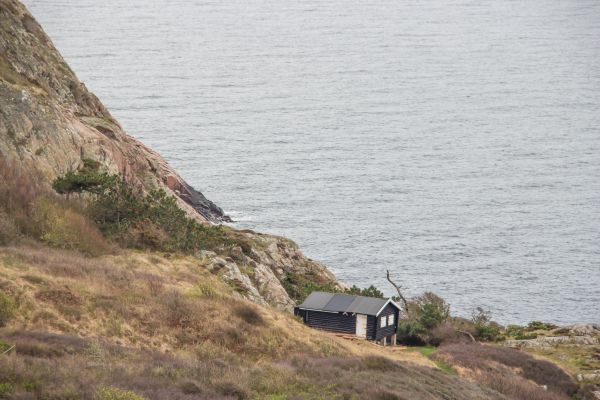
0, 0, 225, 222
0, 0, 340, 310
0, 243, 510, 400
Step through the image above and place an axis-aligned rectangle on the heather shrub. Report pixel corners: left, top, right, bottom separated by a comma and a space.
234, 304, 264, 326
161, 290, 194, 329
213, 381, 249, 400
0, 291, 16, 327
434, 343, 577, 397
362, 356, 401, 371
428, 322, 461, 346
0, 211, 19, 245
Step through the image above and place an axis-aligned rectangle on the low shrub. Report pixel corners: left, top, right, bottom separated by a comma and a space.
212, 381, 249, 400
161, 290, 193, 329
471, 307, 502, 342
234, 304, 264, 326
362, 356, 400, 371
52, 169, 232, 254
397, 292, 450, 345
505, 325, 537, 340
397, 320, 427, 345
428, 322, 461, 346
526, 321, 558, 331
0, 291, 16, 327
0, 211, 19, 245
434, 343, 577, 397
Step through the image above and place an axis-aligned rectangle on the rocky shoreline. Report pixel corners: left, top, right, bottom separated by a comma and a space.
503, 324, 600, 393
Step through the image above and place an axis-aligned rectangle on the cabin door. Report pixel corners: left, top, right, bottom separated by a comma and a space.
355, 314, 367, 338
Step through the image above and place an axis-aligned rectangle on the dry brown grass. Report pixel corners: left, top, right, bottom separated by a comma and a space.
0, 242, 513, 399
0, 159, 113, 255
0, 332, 508, 400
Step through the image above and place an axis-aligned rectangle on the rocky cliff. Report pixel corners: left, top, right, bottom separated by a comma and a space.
0, 0, 340, 310
0, 0, 226, 222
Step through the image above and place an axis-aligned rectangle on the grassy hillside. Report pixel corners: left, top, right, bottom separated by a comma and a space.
0, 159, 590, 399
0, 243, 512, 400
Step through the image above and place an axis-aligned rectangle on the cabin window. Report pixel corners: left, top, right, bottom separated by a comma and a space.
388, 314, 394, 326
380, 317, 386, 328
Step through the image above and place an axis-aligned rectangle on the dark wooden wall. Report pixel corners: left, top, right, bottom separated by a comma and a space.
294, 309, 356, 335
294, 304, 400, 342
374, 303, 399, 341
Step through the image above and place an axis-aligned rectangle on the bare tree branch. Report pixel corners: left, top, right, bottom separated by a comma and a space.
386, 269, 409, 317
456, 329, 476, 343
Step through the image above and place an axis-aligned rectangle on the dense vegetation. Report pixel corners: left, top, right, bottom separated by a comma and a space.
52, 160, 231, 253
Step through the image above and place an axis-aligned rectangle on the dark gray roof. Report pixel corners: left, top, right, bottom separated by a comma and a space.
297, 291, 398, 316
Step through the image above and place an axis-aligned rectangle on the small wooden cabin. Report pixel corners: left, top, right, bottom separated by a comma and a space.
294, 291, 400, 345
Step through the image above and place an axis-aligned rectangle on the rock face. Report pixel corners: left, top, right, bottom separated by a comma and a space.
504, 325, 600, 350
200, 231, 341, 310
0, 0, 227, 222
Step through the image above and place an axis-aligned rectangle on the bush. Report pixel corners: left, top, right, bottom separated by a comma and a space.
33, 197, 112, 256
0, 292, 16, 327
414, 292, 450, 329
52, 169, 116, 196
52, 169, 232, 253
397, 320, 426, 345
397, 292, 450, 345
526, 321, 558, 331
346, 285, 385, 298
505, 324, 538, 340
471, 307, 502, 342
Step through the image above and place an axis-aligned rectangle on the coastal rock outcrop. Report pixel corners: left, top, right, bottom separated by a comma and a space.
503, 324, 600, 350
0, 0, 226, 222
200, 231, 341, 310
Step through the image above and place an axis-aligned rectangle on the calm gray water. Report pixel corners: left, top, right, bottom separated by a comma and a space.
24, 0, 600, 325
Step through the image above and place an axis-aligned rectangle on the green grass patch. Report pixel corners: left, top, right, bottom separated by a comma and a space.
405, 346, 436, 357
404, 346, 456, 374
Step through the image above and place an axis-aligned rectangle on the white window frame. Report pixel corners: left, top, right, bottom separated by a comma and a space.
388, 314, 394, 326
380, 316, 386, 328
